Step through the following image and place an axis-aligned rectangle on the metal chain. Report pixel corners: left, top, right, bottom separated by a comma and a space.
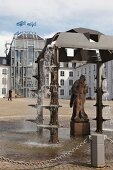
106, 136, 113, 145
0, 137, 88, 169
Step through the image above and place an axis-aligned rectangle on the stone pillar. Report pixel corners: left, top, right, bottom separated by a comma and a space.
91, 134, 105, 167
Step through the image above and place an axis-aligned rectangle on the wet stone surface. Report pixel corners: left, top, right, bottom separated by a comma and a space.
0, 119, 90, 163
0, 99, 113, 168
0, 118, 113, 164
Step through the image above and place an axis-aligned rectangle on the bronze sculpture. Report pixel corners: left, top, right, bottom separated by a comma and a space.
70, 75, 88, 121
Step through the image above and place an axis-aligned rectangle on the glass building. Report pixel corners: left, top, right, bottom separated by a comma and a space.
8, 32, 45, 97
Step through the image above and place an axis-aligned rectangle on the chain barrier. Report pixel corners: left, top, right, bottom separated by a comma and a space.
0, 137, 88, 169
106, 136, 113, 145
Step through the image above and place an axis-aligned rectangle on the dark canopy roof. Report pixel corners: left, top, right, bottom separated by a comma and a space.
67, 27, 103, 42
36, 27, 113, 63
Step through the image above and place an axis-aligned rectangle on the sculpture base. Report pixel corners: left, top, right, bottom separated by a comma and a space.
70, 120, 90, 137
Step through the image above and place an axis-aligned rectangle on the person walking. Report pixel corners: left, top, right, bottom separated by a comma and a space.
8, 90, 12, 101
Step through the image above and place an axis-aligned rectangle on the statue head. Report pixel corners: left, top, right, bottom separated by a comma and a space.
80, 75, 86, 83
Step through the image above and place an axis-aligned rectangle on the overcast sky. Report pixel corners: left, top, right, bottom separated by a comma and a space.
0, 0, 113, 56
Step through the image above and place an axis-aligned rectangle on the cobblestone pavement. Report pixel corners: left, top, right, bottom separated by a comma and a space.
0, 162, 113, 170
0, 98, 113, 170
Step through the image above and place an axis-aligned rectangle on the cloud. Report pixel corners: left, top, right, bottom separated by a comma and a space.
0, 0, 113, 36
0, 0, 113, 23
43, 32, 56, 38
0, 32, 13, 56
1, 0, 113, 56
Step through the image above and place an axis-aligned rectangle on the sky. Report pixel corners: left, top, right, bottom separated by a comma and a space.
0, 0, 113, 56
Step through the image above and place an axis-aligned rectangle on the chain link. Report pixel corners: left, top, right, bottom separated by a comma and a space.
0, 137, 88, 169
106, 136, 113, 145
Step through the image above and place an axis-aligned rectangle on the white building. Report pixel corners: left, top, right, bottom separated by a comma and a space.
104, 61, 113, 100
0, 57, 10, 98
43, 41, 108, 100
58, 62, 97, 99
59, 62, 110, 100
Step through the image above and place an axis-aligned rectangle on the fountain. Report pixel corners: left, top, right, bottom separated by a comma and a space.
31, 42, 61, 143
1, 27, 113, 170
31, 28, 113, 144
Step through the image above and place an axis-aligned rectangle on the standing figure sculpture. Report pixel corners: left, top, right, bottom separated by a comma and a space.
70, 75, 88, 121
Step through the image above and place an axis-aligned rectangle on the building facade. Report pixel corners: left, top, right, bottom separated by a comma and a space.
8, 32, 45, 97
0, 57, 10, 98
58, 62, 109, 100
4, 31, 112, 100
41, 43, 108, 100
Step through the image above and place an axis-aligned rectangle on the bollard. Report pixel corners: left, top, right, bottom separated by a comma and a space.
91, 134, 105, 167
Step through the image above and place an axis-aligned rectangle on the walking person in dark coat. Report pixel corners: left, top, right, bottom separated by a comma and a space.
8, 90, 12, 101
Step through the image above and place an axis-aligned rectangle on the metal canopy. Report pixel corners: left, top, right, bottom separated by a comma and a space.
36, 27, 113, 63
55, 32, 113, 50
67, 27, 102, 35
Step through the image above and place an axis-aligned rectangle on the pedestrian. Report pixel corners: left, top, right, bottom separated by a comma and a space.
8, 90, 12, 101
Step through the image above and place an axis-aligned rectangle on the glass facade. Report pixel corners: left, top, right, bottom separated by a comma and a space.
10, 32, 45, 97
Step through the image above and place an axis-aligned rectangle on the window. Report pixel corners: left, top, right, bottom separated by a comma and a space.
2, 78, 6, 85
69, 80, 73, 86
94, 65, 96, 71
94, 75, 95, 81
15, 50, 19, 58
94, 86, 96, 92
69, 89, 71, 95
2, 69, 7, 74
60, 71, 64, 76
11, 68, 14, 76
28, 46, 34, 65
60, 89, 64, 95
66, 63, 68, 67
12, 58, 14, 65
89, 65, 91, 73
23, 68, 26, 76
60, 79, 64, 86
27, 68, 32, 76
72, 63, 76, 68
2, 88, 6, 94
27, 79, 32, 87
78, 71, 79, 76
69, 71, 73, 77
2, 59, 6, 65
20, 50, 24, 64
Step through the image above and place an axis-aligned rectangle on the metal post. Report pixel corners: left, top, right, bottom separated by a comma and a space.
49, 46, 59, 143
96, 61, 103, 133
91, 134, 105, 167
